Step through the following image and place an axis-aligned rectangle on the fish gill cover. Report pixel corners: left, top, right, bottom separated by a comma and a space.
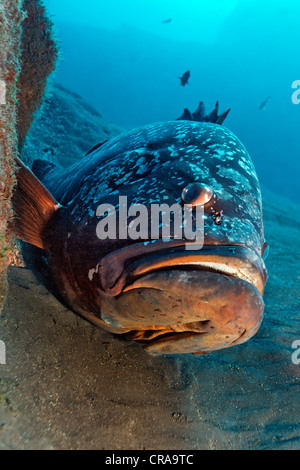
0, 0, 58, 312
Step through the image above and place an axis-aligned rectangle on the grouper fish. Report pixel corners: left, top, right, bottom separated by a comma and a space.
9, 104, 268, 355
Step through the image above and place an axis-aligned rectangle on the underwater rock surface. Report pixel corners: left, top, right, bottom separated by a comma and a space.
0, 0, 58, 313
0, 0, 24, 314
22, 83, 122, 168
1, 88, 300, 450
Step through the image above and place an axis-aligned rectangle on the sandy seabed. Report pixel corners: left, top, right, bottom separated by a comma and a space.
1, 86, 300, 450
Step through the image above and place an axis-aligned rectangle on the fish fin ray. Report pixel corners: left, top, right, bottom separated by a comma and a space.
177, 100, 230, 125
216, 108, 231, 125
8, 158, 60, 250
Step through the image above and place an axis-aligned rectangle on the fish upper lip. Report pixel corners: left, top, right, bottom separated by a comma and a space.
97, 240, 266, 297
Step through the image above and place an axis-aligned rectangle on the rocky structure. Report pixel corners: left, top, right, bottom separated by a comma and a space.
0, 0, 58, 311
22, 83, 122, 169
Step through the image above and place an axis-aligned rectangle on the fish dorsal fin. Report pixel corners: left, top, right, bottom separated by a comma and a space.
176, 100, 231, 125
32, 158, 58, 181
8, 158, 60, 250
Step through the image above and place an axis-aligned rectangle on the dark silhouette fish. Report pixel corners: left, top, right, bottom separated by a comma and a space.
162, 18, 172, 24
259, 96, 271, 110
9, 103, 268, 355
179, 70, 190, 86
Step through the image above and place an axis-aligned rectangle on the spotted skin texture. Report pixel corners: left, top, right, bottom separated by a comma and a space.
39, 122, 263, 251
30, 120, 266, 355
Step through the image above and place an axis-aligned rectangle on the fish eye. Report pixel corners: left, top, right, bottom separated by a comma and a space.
181, 182, 214, 206
262, 242, 269, 261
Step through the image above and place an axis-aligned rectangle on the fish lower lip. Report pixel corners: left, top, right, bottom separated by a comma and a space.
98, 269, 265, 355
98, 243, 265, 296
139, 318, 262, 355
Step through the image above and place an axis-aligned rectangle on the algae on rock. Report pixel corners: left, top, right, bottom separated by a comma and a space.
17, 0, 59, 150
0, 1, 24, 311
0, 0, 58, 312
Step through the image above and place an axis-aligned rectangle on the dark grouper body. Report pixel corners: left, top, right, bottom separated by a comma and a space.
10, 119, 268, 355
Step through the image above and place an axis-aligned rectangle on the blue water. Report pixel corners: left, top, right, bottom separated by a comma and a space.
45, 0, 300, 205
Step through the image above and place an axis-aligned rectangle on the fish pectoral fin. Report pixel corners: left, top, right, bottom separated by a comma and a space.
32, 158, 59, 181
8, 158, 60, 250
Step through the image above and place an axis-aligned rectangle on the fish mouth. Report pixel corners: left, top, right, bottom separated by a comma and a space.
98, 241, 266, 296
96, 241, 266, 355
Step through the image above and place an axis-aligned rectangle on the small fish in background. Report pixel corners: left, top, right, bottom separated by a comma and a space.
179, 70, 191, 86
162, 18, 172, 24
259, 96, 271, 110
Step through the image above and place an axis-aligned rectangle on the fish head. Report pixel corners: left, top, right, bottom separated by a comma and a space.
57, 120, 268, 355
